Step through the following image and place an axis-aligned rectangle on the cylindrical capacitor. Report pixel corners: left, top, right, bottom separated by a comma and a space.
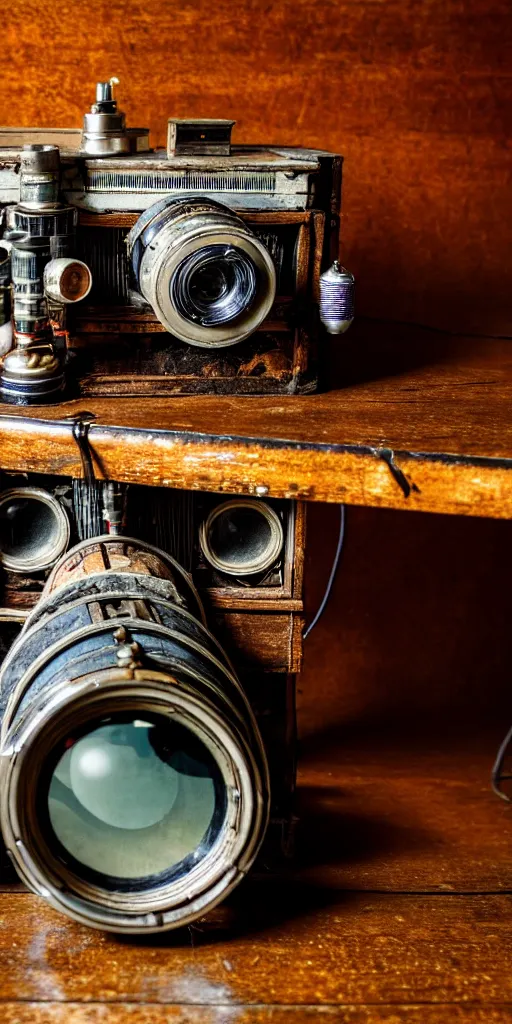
10, 236, 51, 338
0, 243, 12, 356
19, 145, 60, 209
319, 260, 355, 335
44, 258, 92, 303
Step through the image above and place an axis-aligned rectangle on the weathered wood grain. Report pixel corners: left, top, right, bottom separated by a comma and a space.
1, 326, 512, 517
295, 740, 512, 892
1, 0, 511, 335
0, 889, 510, 1005
212, 611, 303, 672
0, 1005, 510, 1023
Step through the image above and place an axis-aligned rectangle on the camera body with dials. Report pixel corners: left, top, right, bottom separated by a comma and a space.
0, 79, 351, 404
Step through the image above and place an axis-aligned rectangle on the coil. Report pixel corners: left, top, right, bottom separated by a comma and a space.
319, 260, 355, 335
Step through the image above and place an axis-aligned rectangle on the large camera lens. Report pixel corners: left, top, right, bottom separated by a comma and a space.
46, 716, 225, 884
127, 198, 276, 348
0, 536, 269, 933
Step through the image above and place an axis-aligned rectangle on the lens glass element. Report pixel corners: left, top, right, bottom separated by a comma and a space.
172, 245, 257, 327
46, 715, 226, 886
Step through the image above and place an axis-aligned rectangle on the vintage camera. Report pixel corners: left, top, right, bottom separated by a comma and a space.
0, 473, 304, 932
0, 78, 353, 404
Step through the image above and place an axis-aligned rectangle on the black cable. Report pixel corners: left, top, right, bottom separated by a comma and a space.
303, 504, 345, 641
69, 414, 104, 540
491, 723, 512, 801
71, 417, 96, 484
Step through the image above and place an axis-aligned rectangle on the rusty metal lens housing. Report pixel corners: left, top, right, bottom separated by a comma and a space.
127, 197, 276, 348
0, 536, 269, 934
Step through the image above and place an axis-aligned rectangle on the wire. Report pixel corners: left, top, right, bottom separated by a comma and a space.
303, 504, 345, 641
491, 723, 512, 801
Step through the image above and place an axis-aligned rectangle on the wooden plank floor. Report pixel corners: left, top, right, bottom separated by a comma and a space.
1, 730, 511, 1021
2, 323, 512, 518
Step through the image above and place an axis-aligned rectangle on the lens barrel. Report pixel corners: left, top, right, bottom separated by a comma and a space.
172, 244, 257, 327
127, 198, 276, 348
0, 536, 269, 933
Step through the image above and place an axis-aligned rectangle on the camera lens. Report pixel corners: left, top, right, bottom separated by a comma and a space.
127, 198, 276, 348
0, 535, 269, 933
46, 716, 225, 884
172, 245, 257, 327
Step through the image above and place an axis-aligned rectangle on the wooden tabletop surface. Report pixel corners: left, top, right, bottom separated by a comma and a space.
1, 322, 512, 519
1, 727, 511, 1022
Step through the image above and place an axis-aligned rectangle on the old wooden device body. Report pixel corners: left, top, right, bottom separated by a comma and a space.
0, 144, 341, 396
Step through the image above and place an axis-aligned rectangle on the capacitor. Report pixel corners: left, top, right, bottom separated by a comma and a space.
319, 260, 355, 335
0, 244, 12, 356
19, 145, 60, 209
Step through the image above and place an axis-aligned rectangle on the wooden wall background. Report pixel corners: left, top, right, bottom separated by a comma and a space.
2, 0, 511, 745
4, 0, 511, 335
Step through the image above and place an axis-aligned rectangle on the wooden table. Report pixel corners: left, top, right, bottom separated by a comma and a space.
0, 728, 510, 1021
1, 321, 511, 1020
1, 321, 511, 518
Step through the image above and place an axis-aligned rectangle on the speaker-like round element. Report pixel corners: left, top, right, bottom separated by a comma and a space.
199, 499, 284, 577
0, 488, 70, 573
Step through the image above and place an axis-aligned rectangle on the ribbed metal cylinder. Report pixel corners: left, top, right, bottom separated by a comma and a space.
19, 145, 60, 209
9, 207, 77, 239
0, 244, 11, 332
0, 536, 269, 934
319, 260, 355, 335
